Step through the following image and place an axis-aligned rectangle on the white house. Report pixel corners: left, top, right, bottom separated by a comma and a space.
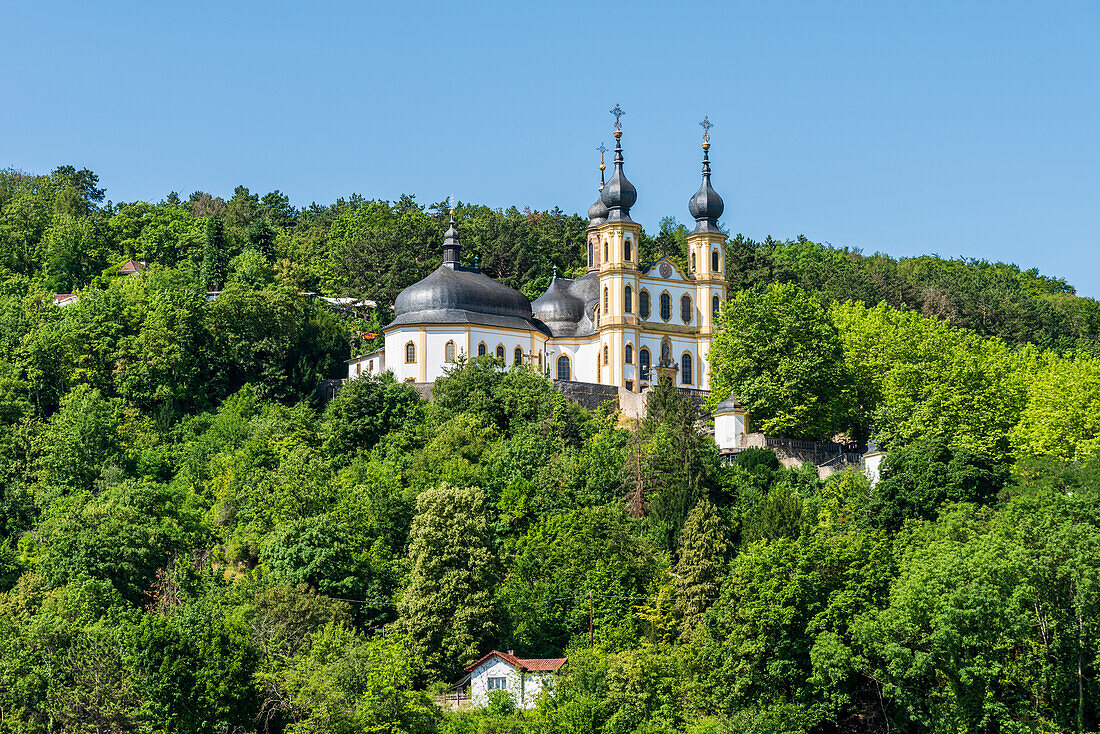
863, 442, 887, 487
465, 649, 567, 710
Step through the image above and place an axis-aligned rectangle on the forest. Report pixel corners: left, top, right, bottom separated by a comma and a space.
1, 164, 1100, 733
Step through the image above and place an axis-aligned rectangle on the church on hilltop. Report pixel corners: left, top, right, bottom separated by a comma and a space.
347, 109, 728, 395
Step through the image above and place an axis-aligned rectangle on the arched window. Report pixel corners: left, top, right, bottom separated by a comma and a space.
624, 239, 632, 261
556, 354, 570, 381
659, 293, 671, 321
691, 252, 696, 272
495, 344, 505, 360
712, 249, 720, 272
604, 241, 608, 261
405, 341, 416, 363
514, 346, 523, 366
603, 345, 609, 365
625, 343, 633, 364
444, 340, 456, 362
603, 287, 609, 313
681, 352, 693, 385
681, 294, 692, 323
624, 286, 632, 313
712, 295, 720, 319
639, 348, 651, 380
538, 351, 543, 368
588, 243, 594, 268
478, 342, 487, 357
639, 290, 650, 319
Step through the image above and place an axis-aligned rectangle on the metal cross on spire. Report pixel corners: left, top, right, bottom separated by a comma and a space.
610, 103, 625, 130
699, 115, 713, 142
597, 142, 608, 159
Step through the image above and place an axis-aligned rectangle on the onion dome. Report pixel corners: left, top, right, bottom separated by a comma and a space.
688, 139, 724, 235
600, 107, 637, 222
713, 390, 745, 416
531, 272, 598, 337
588, 145, 610, 226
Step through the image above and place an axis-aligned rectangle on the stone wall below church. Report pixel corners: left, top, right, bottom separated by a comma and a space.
551, 380, 620, 411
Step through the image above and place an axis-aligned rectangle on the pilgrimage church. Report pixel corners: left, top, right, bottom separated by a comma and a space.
348, 108, 728, 394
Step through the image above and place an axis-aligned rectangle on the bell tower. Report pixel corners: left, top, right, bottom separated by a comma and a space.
687, 116, 727, 339
595, 104, 641, 388
586, 144, 608, 273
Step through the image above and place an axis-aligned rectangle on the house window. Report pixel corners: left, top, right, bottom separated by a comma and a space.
445, 341, 456, 362
603, 287, 609, 313
356, 362, 361, 376
405, 341, 416, 363
681, 352, 693, 385
712, 250, 720, 272
557, 354, 570, 380
712, 295, 720, 319
496, 344, 505, 360
624, 286, 632, 313
624, 239, 632, 261
640, 348, 651, 380
603, 345, 609, 365
538, 351, 543, 368
659, 293, 671, 321
514, 346, 523, 366
681, 294, 692, 323
639, 290, 650, 319
625, 343, 633, 364
487, 676, 508, 691
478, 342, 487, 357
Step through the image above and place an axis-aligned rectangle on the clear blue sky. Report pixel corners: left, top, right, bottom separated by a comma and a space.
3, 1, 1098, 294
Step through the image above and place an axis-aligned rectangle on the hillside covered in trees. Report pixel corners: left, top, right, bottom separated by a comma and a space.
1, 165, 1100, 733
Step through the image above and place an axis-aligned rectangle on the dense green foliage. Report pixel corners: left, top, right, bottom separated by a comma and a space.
1, 165, 1099, 733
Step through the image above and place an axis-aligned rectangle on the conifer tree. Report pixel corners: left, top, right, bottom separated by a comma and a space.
397, 484, 499, 679
200, 215, 228, 292
675, 497, 730, 632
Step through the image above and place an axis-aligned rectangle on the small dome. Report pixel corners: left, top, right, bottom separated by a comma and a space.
688, 148, 724, 234
588, 192, 609, 225
713, 390, 745, 415
394, 266, 533, 321
600, 135, 637, 221
532, 276, 586, 325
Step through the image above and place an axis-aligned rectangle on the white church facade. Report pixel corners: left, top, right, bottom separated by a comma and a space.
347, 112, 729, 394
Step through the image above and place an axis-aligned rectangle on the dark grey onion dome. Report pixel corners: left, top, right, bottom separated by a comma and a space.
442, 213, 462, 267
588, 188, 609, 226
688, 146, 724, 234
531, 272, 598, 337
600, 131, 637, 222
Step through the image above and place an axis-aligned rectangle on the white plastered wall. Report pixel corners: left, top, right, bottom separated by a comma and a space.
469, 658, 553, 710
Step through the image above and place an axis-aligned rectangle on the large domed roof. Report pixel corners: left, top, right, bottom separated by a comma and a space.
390, 265, 546, 332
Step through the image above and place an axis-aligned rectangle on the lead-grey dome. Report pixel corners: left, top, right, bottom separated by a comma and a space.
388, 217, 549, 333
688, 147, 724, 234
531, 272, 598, 337
588, 190, 609, 225
600, 132, 636, 222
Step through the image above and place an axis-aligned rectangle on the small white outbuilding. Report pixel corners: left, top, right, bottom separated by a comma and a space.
466, 649, 567, 709
713, 391, 749, 452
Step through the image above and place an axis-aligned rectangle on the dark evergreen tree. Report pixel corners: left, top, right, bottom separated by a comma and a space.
674, 497, 730, 633
199, 216, 229, 292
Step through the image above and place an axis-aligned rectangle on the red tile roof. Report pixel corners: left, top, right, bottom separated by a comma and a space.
465, 650, 567, 673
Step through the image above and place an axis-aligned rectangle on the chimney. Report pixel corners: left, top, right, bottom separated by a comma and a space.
507, 649, 514, 656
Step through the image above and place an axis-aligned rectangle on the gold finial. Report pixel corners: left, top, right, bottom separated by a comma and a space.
448, 194, 455, 216
614, 129, 622, 140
